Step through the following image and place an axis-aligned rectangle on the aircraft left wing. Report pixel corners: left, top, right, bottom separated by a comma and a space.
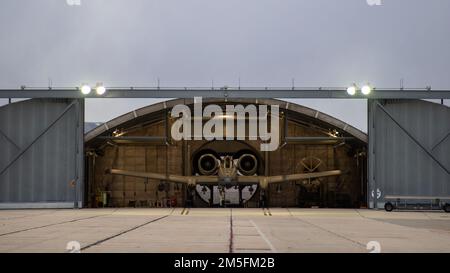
237, 170, 342, 189
107, 169, 219, 186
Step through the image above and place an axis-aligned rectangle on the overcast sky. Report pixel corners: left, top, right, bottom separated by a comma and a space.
1, 0, 450, 132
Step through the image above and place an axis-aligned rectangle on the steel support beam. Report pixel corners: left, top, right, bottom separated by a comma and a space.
368, 99, 377, 208
0, 129, 21, 150
431, 131, 450, 151
98, 136, 167, 141
285, 136, 354, 144
1, 88, 450, 99
285, 136, 354, 141
98, 136, 167, 145
75, 99, 85, 208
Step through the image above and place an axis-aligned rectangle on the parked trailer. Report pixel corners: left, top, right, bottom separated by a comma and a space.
384, 195, 450, 212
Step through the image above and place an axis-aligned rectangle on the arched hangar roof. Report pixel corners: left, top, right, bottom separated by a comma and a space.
85, 98, 367, 145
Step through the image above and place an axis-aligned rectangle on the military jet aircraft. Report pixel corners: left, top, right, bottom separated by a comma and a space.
106, 153, 341, 191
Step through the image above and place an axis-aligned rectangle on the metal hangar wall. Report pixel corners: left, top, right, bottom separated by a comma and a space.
0, 99, 84, 208
368, 99, 450, 208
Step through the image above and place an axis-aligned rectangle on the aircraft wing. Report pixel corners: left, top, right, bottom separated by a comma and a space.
235, 175, 260, 184
107, 168, 341, 189
264, 170, 342, 183
107, 169, 219, 186
236, 170, 342, 189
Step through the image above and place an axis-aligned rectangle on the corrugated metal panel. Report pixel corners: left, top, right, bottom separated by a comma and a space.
0, 98, 84, 207
368, 99, 450, 208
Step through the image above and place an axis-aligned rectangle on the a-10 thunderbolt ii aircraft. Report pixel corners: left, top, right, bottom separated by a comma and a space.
106, 152, 342, 200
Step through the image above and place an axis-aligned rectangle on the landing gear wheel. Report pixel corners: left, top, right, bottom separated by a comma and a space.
384, 202, 394, 212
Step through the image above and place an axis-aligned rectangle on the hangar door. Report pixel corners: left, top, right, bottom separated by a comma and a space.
368, 99, 450, 208
0, 99, 84, 208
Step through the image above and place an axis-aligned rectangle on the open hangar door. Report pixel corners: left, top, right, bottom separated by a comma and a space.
368, 99, 450, 208
85, 98, 367, 208
0, 98, 85, 208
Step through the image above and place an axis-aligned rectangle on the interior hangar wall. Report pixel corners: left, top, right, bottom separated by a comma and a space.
0, 99, 84, 208
267, 120, 362, 208
90, 121, 184, 207
368, 99, 450, 208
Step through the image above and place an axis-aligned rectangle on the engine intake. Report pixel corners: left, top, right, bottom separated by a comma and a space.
198, 154, 219, 175
237, 154, 258, 176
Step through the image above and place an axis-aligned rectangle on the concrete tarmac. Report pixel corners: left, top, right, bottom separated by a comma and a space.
1, 208, 450, 253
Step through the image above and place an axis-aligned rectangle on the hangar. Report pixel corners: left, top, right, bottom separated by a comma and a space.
0, 88, 449, 209
84, 98, 367, 208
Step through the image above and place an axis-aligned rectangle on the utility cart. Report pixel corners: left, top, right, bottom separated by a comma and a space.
384, 195, 450, 212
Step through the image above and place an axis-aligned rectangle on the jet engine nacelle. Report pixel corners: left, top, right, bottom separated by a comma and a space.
198, 153, 219, 175
237, 154, 258, 176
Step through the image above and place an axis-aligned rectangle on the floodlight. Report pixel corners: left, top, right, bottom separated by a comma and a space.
361, 84, 372, 95
80, 84, 91, 95
95, 84, 106, 95
346, 85, 357, 95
